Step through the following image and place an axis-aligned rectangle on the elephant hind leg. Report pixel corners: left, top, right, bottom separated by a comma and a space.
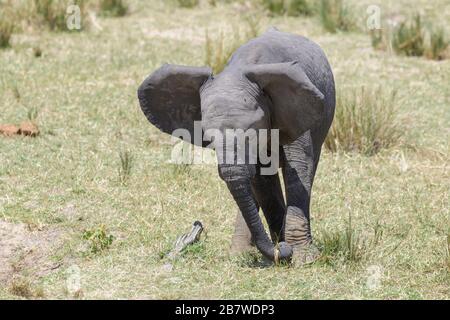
230, 208, 254, 255
282, 130, 321, 265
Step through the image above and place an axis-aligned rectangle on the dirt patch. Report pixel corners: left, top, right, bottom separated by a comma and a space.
18, 121, 40, 137
0, 121, 39, 137
0, 220, 62, 286
0, 124, 20, 136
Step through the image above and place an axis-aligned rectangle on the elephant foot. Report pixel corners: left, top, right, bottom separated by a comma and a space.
230, 234, 254, 255
284, 212, 320, 266
291, 243, 320, 266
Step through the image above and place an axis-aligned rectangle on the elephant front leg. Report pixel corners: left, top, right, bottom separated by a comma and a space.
282, 132, 320, 265
251, 172, 286, 243
230, 171, 286, 255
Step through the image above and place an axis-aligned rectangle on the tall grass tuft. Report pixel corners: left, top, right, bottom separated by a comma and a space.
205, 20, 259, 74
370, 29, 387, 51
33, 0, 69, 31
325, 87, 402, 155
426, 26, 448, 60
370, 15, 448, 60
98, 0, 128, 17
319, 0, 354, 33
262, 0, 312, 16
118, 150, 133, 184
318, 212, 366, 265
392, 14, 425, 57
0, 9, 14, 48
31, 0, 89, 31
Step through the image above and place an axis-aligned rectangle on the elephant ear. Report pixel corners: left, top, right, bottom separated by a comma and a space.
137, 64, 212, 146
244, 61, 325, 145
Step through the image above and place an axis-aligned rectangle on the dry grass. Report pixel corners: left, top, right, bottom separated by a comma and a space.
319, 0, 355, 33
379, 14, 449, 60
8, 276, 45, 299
325, 87, 403, 155
98, 0, 128, 17
392, 14, 425, 57
176, 0, 199, 8
426, 26, 448, 60
205, 19, 260, 74
118, 149, 134, 184
0, 0, 448, 300
261, 0, 312, 16
0, 7, 14, 48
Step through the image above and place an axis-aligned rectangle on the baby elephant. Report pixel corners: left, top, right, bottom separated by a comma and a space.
138, 27, 335, 264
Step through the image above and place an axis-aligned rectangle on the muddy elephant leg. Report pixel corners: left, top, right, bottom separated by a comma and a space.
251, 171, 286, 243
282, 130, 321, 265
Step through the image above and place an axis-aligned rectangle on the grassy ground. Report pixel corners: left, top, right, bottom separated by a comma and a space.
0, 0, 449, 299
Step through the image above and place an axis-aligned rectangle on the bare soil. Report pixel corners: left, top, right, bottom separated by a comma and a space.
0, 221, 61, 286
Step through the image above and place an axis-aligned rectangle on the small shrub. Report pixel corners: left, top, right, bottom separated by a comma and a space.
176, 0, 199, 8
205, 20, 259, 74
118, 150, 133, 184
262, 0, 312, 16
0, 10, 14, 48
325, 87, 403, 155
319, 0, 354, 33
98, 0, 128, 17
82, 225, 114, 254
392, 14, 425, 57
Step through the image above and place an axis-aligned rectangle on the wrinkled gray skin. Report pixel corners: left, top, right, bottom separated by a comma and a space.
138, 28, 335, 264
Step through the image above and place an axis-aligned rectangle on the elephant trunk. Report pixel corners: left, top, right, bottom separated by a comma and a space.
218, 164, 292, 262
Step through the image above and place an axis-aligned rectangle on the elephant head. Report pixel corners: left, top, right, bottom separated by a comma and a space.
137, 62, 325, 262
